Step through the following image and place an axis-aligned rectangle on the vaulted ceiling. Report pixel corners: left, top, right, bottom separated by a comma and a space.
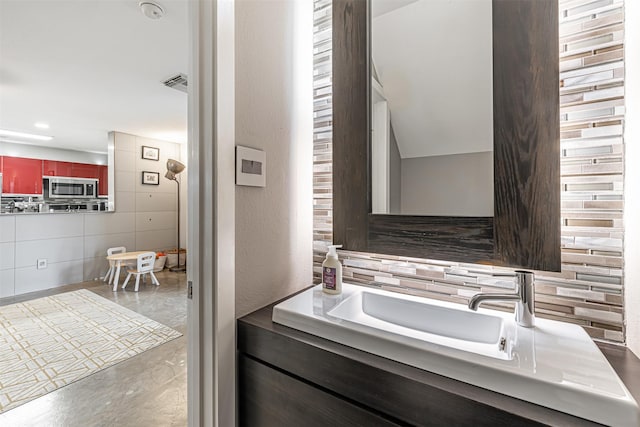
372, 0, 493, 159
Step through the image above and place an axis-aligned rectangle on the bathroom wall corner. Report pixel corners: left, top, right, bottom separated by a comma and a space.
624, 0, 640, 356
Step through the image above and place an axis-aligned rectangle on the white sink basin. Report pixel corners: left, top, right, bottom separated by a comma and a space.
328, 290, 515, 360
273, 284, 640, 426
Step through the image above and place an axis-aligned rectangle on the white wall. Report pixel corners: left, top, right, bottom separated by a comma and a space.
400, 151, 493, 216
624, 0, 640, 357
371, 99, 390, 214
0, 215, 17, 297
234, 0, 313, 317
389, 126, 401, 214
0, 131, 184, 298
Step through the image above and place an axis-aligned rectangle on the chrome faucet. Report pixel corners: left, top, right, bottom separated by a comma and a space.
468, 270, 535, 328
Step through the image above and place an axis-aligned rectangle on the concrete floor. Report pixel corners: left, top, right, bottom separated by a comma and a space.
0, 271, 188, 427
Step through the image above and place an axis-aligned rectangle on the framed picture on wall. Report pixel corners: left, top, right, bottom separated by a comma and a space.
141, 146, 160, 161
142, 171, 160, 185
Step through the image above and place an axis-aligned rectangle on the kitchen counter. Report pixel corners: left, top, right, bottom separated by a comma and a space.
0, 199, 110, 215
0, 210, 111, 215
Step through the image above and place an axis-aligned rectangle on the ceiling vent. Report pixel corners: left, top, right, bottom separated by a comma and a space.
163, 74, 188, 93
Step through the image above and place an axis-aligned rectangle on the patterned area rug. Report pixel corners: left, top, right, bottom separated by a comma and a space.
0, 289, 182, 413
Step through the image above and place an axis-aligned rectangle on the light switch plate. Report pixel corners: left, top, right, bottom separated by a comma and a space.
236, 145, 266, 187
37, 259, 47, 270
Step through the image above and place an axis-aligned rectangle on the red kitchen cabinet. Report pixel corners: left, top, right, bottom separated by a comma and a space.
43, 161, 102, 180
71, 163, 100, 179
43, 160, 73, 177
2, 156, 43, 195
41, 160, 108, 195
3, 158, 108, 196
98, 165, 108, 196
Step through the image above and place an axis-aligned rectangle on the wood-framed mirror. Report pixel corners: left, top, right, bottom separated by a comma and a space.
332, 0, 561, 271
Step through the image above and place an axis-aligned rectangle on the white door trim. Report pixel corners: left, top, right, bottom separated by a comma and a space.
187, 1, 235, 426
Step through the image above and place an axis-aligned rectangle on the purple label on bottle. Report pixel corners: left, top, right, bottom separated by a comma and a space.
323, 267, 336, 290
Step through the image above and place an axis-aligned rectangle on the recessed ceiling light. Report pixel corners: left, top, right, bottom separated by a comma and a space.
34, 122, 50, 129
0, 129, 53, 141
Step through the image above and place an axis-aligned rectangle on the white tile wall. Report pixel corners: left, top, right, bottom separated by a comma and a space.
0, 216, 15, 242
14, 260, 84, 295
115, 132, 136, 152
136, 229, 177, 251
83, 257, 110, 282
136, 176, 177, 194
116, 191, 136, 212
136, 192, 177, 212
115, 149, 136, 171
83, 232, 136, 259
115, 171, 136, 192
84, 212, 136, 236
0, 242, 15, 270
15, 214, 83, 241
135, 212, 177, 232
14, 237, 84, 268
0, 270, 14, 298
136, 157, 166, 175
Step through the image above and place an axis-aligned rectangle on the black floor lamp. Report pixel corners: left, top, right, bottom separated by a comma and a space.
165, 159, 186, 272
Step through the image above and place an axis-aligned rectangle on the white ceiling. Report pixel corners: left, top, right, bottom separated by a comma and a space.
0, 0, 188, 153
372, 0, 493, 159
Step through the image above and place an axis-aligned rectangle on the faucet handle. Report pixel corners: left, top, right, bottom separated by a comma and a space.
490, 272, 516, 277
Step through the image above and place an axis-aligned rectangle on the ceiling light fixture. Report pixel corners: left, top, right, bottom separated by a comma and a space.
0, 129, 53, 141
139, 1, 164, 20
34, 122, 50, 129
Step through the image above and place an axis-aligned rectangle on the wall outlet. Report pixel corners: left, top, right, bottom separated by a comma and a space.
37, 259, 47, 270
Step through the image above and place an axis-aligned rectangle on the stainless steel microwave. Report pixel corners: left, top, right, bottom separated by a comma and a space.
43, 176, 98, 199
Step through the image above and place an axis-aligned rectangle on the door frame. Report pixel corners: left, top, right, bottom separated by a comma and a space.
187, 1, 236, 426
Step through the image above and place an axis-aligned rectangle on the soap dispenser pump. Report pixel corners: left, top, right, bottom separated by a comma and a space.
322, 245, 343, 295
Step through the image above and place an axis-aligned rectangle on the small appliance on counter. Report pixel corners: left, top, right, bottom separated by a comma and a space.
0, 175, 108, 214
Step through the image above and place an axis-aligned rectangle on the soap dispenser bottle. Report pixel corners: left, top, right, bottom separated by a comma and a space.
322, 245, 343, 295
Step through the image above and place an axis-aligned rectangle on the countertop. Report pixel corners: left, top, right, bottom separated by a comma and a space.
0, 209, 112, 215
238, 292, 640, 426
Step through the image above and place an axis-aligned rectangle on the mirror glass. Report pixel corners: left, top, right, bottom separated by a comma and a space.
371, 0, 494, 217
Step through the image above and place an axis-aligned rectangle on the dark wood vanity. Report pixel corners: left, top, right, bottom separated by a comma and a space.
238, 299, 640, 427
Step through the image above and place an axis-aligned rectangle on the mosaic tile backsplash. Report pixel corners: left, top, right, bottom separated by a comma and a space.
313, 0, 626, 343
